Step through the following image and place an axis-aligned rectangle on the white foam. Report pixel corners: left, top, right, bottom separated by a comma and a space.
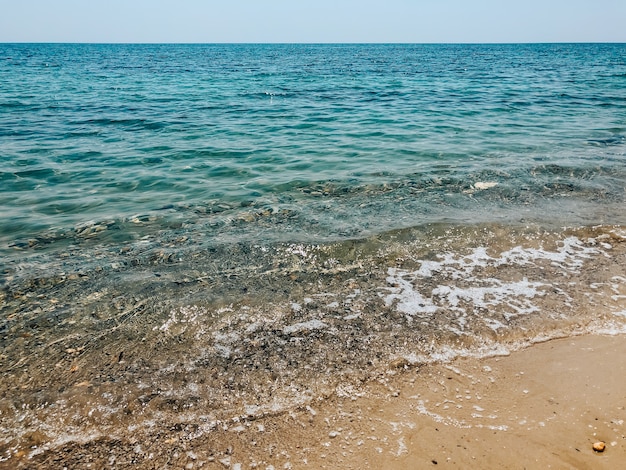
384, 267, 438, 316
410, 236, 600, 280
155, 305, 208, 333
285, 244, 311, 258
283, 319, 328, 335
396, 437, 408, 456
213, 332, 241, 344
245, 321, 264, 334
415, 400, 471, 428
594, 322, 626, 336
433, 278, 544, 315
474, 181, 498, 190
497, 237, 599, 271
382, 236, 604, 323
384, 264, 545, 320
484, 318, 507, 332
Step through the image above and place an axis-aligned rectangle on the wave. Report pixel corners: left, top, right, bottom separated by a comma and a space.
1, 223, 625, 460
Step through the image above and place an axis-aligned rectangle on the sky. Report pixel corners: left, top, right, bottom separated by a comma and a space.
1, 0, 625, 44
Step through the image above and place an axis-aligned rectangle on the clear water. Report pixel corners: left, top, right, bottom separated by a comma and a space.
2, 43, 626, 254
1, 43, 626, 464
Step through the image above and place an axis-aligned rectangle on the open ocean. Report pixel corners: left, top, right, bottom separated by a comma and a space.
1, 43, 626, 461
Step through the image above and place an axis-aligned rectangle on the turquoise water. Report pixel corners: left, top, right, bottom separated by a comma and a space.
2, 44, 625, 257
1, 43, 626, 464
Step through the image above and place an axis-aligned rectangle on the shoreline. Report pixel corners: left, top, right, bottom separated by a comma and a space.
8, 332, 626, 469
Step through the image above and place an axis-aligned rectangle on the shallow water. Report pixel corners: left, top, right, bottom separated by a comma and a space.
1, 43, 626, 461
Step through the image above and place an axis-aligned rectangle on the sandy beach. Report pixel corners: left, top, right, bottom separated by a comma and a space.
287, 333, 626, 470
9, 332, 624, 469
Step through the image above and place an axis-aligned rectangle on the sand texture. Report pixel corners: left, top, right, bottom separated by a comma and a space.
6, 333, 625, 469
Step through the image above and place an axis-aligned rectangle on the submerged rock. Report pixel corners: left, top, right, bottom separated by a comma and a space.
473, 181, 498, 190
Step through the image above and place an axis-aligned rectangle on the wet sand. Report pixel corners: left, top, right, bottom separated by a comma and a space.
291, 333, 626, 470
9, 333, 625, 469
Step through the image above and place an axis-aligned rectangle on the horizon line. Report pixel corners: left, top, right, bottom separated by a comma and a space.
1, 40, 625, 46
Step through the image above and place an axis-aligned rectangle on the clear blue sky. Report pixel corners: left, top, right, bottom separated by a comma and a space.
1, 0, 624, 43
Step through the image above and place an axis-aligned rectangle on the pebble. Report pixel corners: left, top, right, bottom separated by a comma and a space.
593, 441, 606, 452
22, 430, 48, 447
474, 181, 498, 190
329, 431, 340, 438
389, 357, 410, 369
237, 212, 256, 222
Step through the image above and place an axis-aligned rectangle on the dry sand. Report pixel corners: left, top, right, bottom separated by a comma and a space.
9, 333, 626, 469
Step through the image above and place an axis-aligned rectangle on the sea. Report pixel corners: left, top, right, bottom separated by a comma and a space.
1, 43, 626, 460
